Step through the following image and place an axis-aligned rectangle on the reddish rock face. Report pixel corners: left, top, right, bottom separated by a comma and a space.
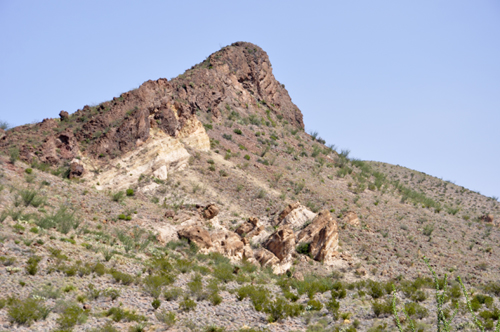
0, 42, 304, 175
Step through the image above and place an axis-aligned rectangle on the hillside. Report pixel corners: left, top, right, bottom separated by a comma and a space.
0, 42, 499, 332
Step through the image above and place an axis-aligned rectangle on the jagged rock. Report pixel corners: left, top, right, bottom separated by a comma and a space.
274, 202, 300, 224
210, 231, 245, 258
254, 248, 280, 268
178, 226, 212, 248
59, 110, 69, 121
202, 204, 219, 220
164, 210, 175, 219
344, 211, 359, 226
356, 267, 367, 276
279, 204, 316, 230
157, 224, 179, 244
0, 128, 5, 140
69, 161, 84, 179
263, 225, 295, 261
297, 210, 339, 263
235, 217, 264, 238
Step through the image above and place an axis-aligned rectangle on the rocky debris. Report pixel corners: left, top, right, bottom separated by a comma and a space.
164, 210, 175, 218
297, 210, 339, 263
344, 211, 359, 226
178, 225, 212, 248
481, 214, 494, 223
59, 110, 69, 121
263, 225, 296, 261
254, 248, 280, 268
278, 204, 316, 230
0, 128, 5, 140
69, 161, 84, 179
210, 230, 245, 258
202, 204, 219, 220
236, 217, 264, 238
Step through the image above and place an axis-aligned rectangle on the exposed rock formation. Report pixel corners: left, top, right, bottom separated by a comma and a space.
69, 160, 84, 179
202, 204, 219, 220
297, 210, 339, 264
254, 248, 280, 268
236, 217, 264, 238
278, 204, 316, 230
481, 214, 494, 223
178, 226, 212, 249
210, 231, 245, 258
264, 225, 295, 261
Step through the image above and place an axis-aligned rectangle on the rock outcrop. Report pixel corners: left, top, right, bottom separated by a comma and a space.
178, 226, 212, 249
264, 225, 295, 261
297, 210, 339, 264
278, 203, 316, 230
236, 217, 264, 238
210, 231, 245, 258
202, 204, 219, 220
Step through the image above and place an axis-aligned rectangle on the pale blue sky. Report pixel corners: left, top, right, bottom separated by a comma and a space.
1, 1, 499, 198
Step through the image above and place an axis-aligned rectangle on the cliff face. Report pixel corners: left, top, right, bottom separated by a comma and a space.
0, 42, 303, 175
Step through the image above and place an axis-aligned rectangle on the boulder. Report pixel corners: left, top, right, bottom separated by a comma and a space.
254, 248, 280, 268
0, 128, 5, 140
178, 226, 212, 248
344, 211, 359, 226
156, 224, 179, 244
263, 225, 296, 261
202, 204, 219, 219
235, 217, 263, 238
59, 110, 69, 121
280, 205, 316, 230
297, 210, 339, 263
274, 202, 300, 224
69, 161, 84, 179
164, 210, 175, 219
481, 214, 494, 223
210, 231, 245, 258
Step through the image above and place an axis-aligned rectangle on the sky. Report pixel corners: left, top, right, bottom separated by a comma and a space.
1, 1, 499, 199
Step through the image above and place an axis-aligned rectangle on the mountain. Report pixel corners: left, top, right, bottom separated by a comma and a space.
0, 42, 499, 332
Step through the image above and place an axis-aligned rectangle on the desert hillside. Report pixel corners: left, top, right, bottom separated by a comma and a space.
0, 42, 499, 332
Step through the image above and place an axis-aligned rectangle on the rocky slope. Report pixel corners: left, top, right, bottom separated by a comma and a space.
0, 42, 499, 332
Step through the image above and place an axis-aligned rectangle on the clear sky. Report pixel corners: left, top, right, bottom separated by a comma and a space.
1, 1, 499, 198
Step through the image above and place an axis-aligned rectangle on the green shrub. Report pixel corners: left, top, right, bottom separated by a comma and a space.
372, 299, 392, 317
151, 298, 161, 310
244, 154, 250, 160
36, 206, 77, 234
25, 168, 33, 174
20, 189, 45, 207
213, 263, 234, 283
404, 302, 429, 319
265, 297, 303, 322
90, 322, 119, 332
112, 191, 125, 202
143, 275, 172, 298
306, 299, 323, 311
164, 287, 183, 301
105, 307, 146, 322
296, 242, 310, 255
179, 296, 197, 311
7, 297, 50, 325
9, 147, 19, 164
237, 285, 269, 312
110, 270, 135, 285
126, 188, 134, 196
155, 309, 176, 326
57, 304, 88, 329
26, 256, 41, 275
